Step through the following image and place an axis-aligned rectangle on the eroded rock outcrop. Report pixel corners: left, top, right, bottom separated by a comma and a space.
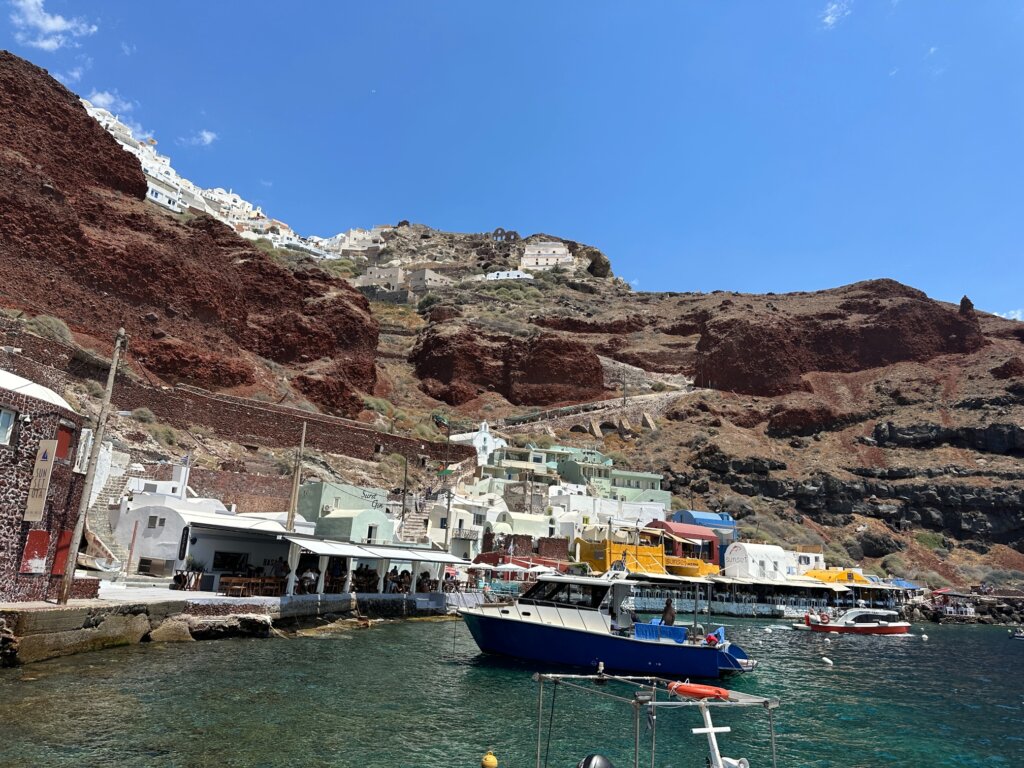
411, 325, 605, 406
692, 280, 987, 396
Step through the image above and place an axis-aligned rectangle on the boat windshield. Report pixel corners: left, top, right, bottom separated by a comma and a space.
519, 580, 610, 610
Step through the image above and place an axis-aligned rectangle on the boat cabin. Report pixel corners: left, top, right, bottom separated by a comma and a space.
518, 575, 613, 610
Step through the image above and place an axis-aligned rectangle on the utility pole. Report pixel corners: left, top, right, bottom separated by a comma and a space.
285, 421, 307, 532
399, 455, 409, 539
59, 327, 125, 604
440, 414, 453, 552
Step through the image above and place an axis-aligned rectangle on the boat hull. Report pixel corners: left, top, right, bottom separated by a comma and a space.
794, 622, 911, 635
460, 610, 750, 679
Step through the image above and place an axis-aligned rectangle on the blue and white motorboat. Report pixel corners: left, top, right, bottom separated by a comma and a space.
459, 573, 757, 679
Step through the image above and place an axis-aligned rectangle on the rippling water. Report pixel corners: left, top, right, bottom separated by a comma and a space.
1, 619, 1021, 767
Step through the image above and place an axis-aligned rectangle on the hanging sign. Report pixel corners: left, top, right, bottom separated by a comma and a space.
25, 439, 58, 522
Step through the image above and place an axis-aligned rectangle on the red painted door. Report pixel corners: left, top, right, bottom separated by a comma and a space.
20, 530, 51, 574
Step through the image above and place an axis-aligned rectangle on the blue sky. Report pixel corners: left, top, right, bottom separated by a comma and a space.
3, 1, 1022, 317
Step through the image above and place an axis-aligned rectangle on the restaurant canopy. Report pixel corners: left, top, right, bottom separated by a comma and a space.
280, 536, 471, 565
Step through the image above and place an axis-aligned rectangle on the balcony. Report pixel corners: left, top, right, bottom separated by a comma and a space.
451, 528, 480, 540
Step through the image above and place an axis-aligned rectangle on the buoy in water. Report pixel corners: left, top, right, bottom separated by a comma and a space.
822, 656, 834, 666
824, 638, 831, 645
921, 634, 929, 641
482, 751, 498, 768
764, 628, 773, 634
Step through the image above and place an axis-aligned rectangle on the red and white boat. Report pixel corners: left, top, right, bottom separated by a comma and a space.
793, 607, 911, 635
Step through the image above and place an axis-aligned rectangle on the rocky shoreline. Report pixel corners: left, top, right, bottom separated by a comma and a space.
0, 592, 447, 667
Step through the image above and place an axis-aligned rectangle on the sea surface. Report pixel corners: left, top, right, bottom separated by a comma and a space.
1, 618, 1021, 768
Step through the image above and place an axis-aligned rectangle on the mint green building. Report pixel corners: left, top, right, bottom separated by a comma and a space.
299, 481, 395, 545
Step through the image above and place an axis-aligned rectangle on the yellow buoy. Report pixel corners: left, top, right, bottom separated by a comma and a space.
481, 751, 498, 768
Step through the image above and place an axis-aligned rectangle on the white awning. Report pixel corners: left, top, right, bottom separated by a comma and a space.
360, 546, 470, 565
633, 572, 712, 585
282, 536, 368, 558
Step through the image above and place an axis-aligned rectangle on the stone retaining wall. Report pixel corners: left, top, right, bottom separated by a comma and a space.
0, 591, 444, 666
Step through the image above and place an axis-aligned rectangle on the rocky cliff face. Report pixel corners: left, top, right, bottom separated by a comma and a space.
0, 52, 377, 416
411, 323, 606, 406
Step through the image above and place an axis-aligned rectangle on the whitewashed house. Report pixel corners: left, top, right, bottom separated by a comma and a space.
449, 422, 507, 467
485, 270, 534, 281
520, 241, 573, 271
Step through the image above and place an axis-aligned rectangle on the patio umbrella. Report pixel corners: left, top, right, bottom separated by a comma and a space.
525, 564, 555, 574
469, 563, 496, 571
495, 563, 526, 572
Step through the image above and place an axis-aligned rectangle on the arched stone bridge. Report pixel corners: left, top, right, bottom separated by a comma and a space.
500, 390, 692, 438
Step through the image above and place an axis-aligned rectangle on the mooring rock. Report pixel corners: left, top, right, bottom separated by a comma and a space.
187, 614, 272, 640
148, 617, 194, 643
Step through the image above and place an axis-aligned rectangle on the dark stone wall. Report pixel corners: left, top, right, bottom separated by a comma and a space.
0, 385, 91, 602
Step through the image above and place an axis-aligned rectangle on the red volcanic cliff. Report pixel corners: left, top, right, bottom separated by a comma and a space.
691, 280, 987, 396
0, 52, 377, 416
411, 325, 606, 406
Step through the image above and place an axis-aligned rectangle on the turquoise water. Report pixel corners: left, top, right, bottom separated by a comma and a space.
1, 619, 1022, 767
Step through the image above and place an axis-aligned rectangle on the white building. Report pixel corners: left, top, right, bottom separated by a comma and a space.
485, 270, 534, 281
722, 542, 790, 581
520, 241, 573, 271
113, 464, 315, 583
449, 422, 507, 467
547, 493, 666, 533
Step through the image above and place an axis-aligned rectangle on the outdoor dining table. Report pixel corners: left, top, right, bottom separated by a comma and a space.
217, 576, 285, 597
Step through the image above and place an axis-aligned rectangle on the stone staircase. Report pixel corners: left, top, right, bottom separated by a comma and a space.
399, 506, 429, 541
86, 473, 132, 566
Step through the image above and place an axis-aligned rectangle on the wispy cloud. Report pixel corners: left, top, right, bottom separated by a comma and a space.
888, 67, 899, 77
259, 179, 273, 188
926, 46, 938, 57
9, 0, 97, 51
997, 309, 1023, 321
87, 89, 135, 114
178, 129, 218, 147
120, 41, 136, 56
821, 0, 852, 29
55, 66, 83, 84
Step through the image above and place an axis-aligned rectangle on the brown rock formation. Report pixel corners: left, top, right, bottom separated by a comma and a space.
411, 325, 605, 406
692, 280, 988, 396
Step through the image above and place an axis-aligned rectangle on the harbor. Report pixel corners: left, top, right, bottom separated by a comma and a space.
1, 617, 1021, 766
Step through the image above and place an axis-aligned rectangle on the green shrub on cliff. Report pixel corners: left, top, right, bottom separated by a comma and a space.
25, 314, 73, 343
131, 407, 156, 423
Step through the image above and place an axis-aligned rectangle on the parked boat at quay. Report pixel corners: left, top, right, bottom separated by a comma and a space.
459, 573, 757, 679
793, 607, 911, 635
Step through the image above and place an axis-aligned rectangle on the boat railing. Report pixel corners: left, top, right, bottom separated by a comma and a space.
531, 673, 780, 768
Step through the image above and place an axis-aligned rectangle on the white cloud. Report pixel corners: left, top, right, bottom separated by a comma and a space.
821, 0, 852, 29
120, 41, 136, 56
9, 0, 97, 51
997, 309, 1023, 321
259, 179, 273, 188
179, 129, 218, 147
926, 46, 938, 57
55, 66, 83, 84
87, 89, 135, 114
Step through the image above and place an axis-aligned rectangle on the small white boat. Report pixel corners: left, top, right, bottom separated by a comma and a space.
793, 607, 911, 635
